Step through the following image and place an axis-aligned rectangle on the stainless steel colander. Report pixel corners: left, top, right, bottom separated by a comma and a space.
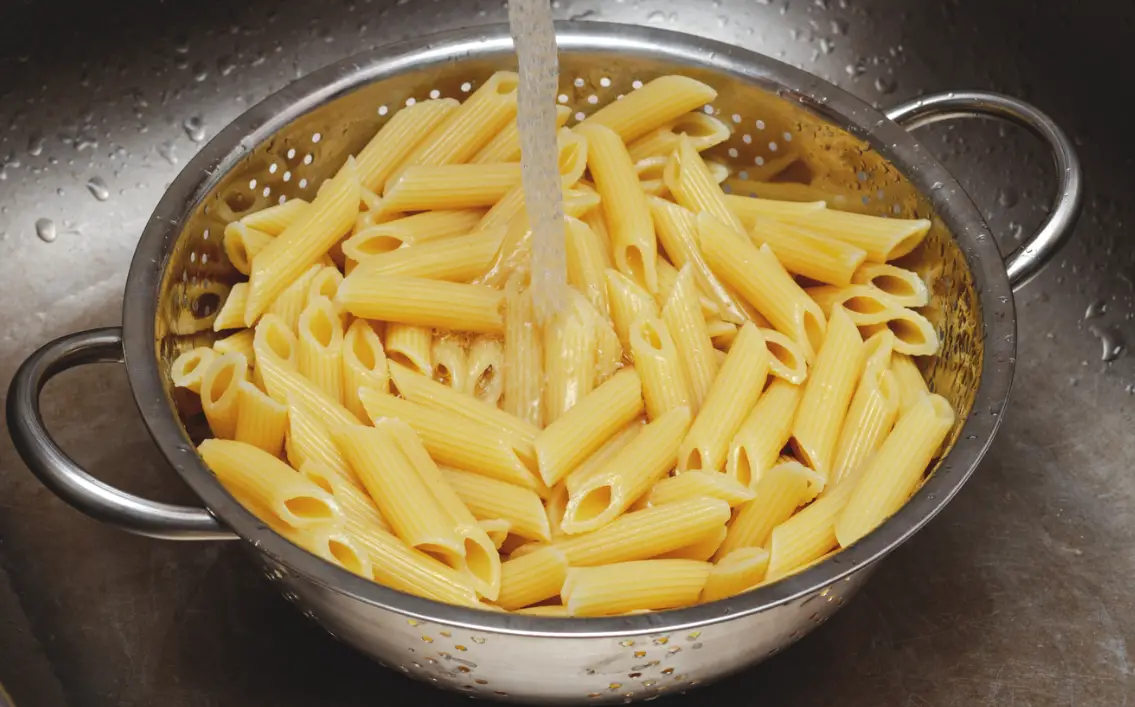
7, 22, 1081, 704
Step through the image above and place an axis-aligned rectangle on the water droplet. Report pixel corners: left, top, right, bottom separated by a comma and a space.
873, 76, 896, 94
1008, 221, 1024, 240
997, 187, 1019, 208
831, 17, 849, 34
183, 116, 206, 143
193, 62, 209, 82
819, 37, 835, 54
157, 142, 179, 165
845, 62, 866, 78
1089, 325, 1124, 363
86, 176, 110, 201
28, 133, 45, 156
647, 10, 666, 22
1084, 299, 1106, 319
35, 217, 56, 243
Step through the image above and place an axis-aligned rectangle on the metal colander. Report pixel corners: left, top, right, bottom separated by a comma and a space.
8, 21, 1080, 704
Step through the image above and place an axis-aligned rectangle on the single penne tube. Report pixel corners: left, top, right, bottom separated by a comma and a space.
834, 393, 955, 546
239, 197, 310, 236
201, 352, 249, 439
358, 390, 544, 493
593, 311, 624, 384
727, 379, 803, 489
627, 112, 731, 162
502, 274, 544, 427
332, 422, 466, 565
760, 327, 809, 385
661, 264, 720, 414
233, 380, 288, 457
805, 284, 897, 319
296, 296, 345, 404
890, 353, 931, 414
773, 208, 932, 262
644, 470, 755, 508
858, 308, 940, 357
213, 329, 256, 364
355, 97, 460, 192
851, 262, 930, 308
581, 197, 610, 252
336, 274, 504, 334
381, 163, 521, 212
386, 422, 501, 600
543, 291, 599, 423
384, 323, 433, 377
244, 158, 359, 325
790, 307, 865, 480
340, 209, 485, 260
514, 604, 569, 617
212, 283, 249, 331
545, 482, 569, 540
562, 560, 711, 616
171, 347, 217, 394
565, 186, 602, 220
285, 398, 359, 488
223, 222, 274, 276
628, 315, 691, 420
565, 216, 610, 319
555, 497, 731, 566
533, 368, 645, 488
715, 459, 823, 560
563, 418, 645, 494
300, 460, 391, 535
307, 266, 345, 318
576, 123, 659, 293
830, 369, 900, 488
636, 155, 670, 198
724, 194, 826, 229
579, 75, 717, 143
431, 334, 468, 391
198, 439, 339, 529
700, 213, 827, 360
678, 323, 769, 472
749, 216, 868, 287
390, 71, 519, 183
465, 335, 504, 406
442, 467, 551, 542
649, 196, 749, 325
255, 318, 360, 429
561, 407, 691, 534
472, 103, 572, 163
764, 474, 862, 582
664, 136, 747, 235
700, 547, 771, 602
497, 546, 569, 611
264, 263, 322, 333
656, 525, 728, 561
479, 519, 511, 549
654, 257, 720, 320
279, 523, 372, 580
605, 268, 660, 350
348, 521, 480, 606
342, 319, 389, 421
476, 184, 525, 233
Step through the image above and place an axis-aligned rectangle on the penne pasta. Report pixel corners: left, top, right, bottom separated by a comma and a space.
835, 394, 955, 546
700, 547, 771, 602
201, 352, 249, 440
342, 319, 389, 421
563, 418, 645, 495
543, 291, 598, 423
442, 467, 551, 542
579, 75, 717, 142
562, 560, 711, 616
565, 216, 610, 319
213, 329, 256, 364
628, 315, 691, 420
355, 98, 460, 192
534, 368, 645, 488
285, 398, 359, 489
381, 163, 521, 212
764, 471, 862, 581
830, 331, 899, 486
749, 216, 868, 287
296, 296, 345, 404
349, 521, 480, 607
263, 264, 322, 333
384, 323, 433, 378
678, 323, 769, 472
479, 519, 512, 550
472, 104, 572, 163
605, 268, 659, 351
890, 353, 930, 414
774, 207, 932, 262
657, 525, 728, 561
514, 604, 568, 617
223, 223, 274, 276
627, 112, 731, 162
497, 546, 568, 611
858, 308, 940, 357
300, 460, 391, 535
576, 123, 659, 293
198, 439, 338, 529
545, 482, 569, 540
561, 406, 691, 534
256, 321, 359, 429
724, 194, 826, 230
233, 380, 288, 457
340, 209, 485, 261
664, 136, 747, 236
644, 470, 755, 508
466, 335, 504, 406
171, 347, 217, 394
431, 334, 468, 391
715, 459, 822, 560
760, 327, 809, 385
661, 264, 720, 414
336, 275, 504, 334
851, 262, 930, 308
727, 378, 803, 489
239, 197, 309, 236
502, 274, 544, 427
212, 283, 249, 332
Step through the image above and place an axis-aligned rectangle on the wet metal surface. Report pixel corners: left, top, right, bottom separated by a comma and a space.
0, 0, 1132, 705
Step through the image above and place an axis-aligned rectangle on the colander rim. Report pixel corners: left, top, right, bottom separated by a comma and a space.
122, 20, 1014, 637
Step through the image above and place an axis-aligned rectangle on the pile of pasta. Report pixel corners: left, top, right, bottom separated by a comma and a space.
171, 72, 956, 617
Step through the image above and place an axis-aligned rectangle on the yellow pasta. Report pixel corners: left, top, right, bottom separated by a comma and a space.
465, 335, 504, 406
543, 291, 598, 423
699, 213, 826, 360
565, 216, 610, 319
472, 104, 572, 163
835, 394, 955, 546
727, 379, 803, 489
336, 274, 504, 334
262, 263, 321, 332
233, 381, 288, 457
171, 347, 217, 394
563, 418, 644, 495
661, 264, 720, 414
545, 482, 569, 539
514, 604, 568, 617
561, 406, 691, 534
562, 560, 711, 616
244, 158, 359, 325
497, 546, 568, 611
213, 329, 255, 364
502, 274, 544, 427
239, 197, 309, 236
354, 98, 460, 192
605, 268, 659, 350
285, 399, 359, 489
657, 525, 728, 561
384, 323, 433, 378
201, 352, 248, 440
700, 547, 771, 602
576, 123, 658, 293
342, 319, 389, 421
760, 327, 809, 385
830, 331, 899, 486
858, 308, 940, 357
764, 472, 862, 581
479, 519, 511, 549
198, 439, 338, 529
579, 75, 717, 142
300, 460, 391, 535
724, 194, 826, 229
255, 322, 359, 429
790, 307, 865, 480
340, 209, 485, 260
749, 216, 868, 287
716, 459, 822, 560
644, 470, 755, 508
280, 524, 372, 580
296, 296, 345, 404
891, 353, 930, 414
678, 323, 769, 472
664, 136, 747, 235
805, 284, 894, 319
627, 112, 731, 162
774, 207, 932, 262
851, 262, 930, 308
629, 315, 691, 420
431, 335, 468, 391
349, 521, 480, 607
442, 467, 551, 542
533, 368, 645, 488
350, 228, 506, 284
382, 163, 521, 212
212, 283, 249, 332
223, 223, 274, 276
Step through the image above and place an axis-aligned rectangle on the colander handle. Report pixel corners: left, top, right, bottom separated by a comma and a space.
6, 328, 238, 541
885, 91, 1083, 291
